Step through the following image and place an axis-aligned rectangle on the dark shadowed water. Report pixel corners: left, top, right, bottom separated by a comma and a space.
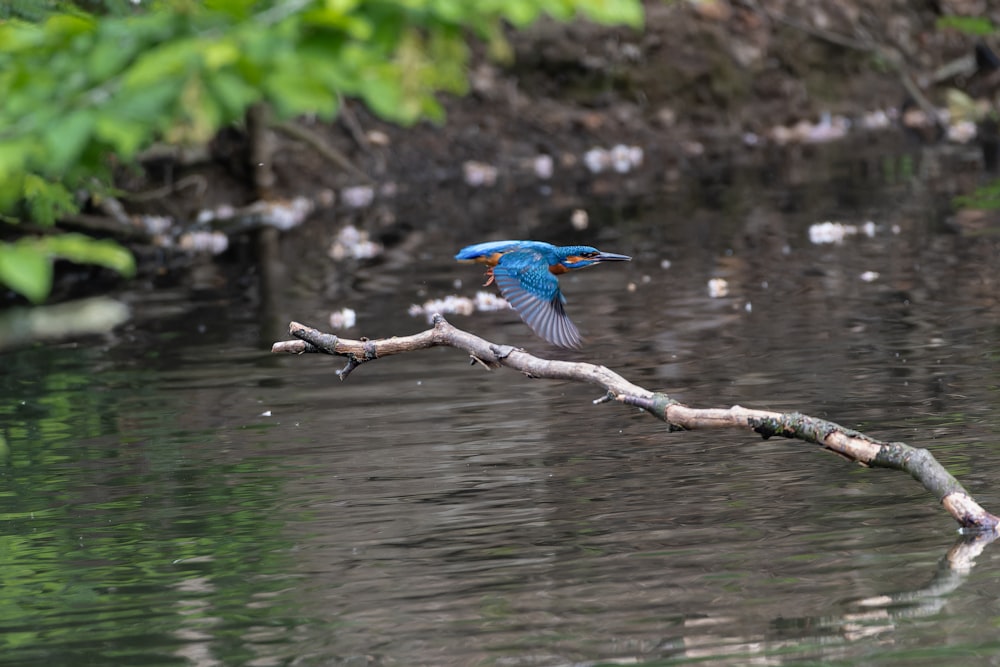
3, 137, 1000, 666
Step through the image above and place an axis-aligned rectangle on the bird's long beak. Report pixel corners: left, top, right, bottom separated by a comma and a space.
595, 252, 631, 262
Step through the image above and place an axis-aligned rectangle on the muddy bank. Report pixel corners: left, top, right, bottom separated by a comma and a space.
174, 3, 984, 210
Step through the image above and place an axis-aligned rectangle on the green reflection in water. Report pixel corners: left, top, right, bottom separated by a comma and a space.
0, 347, 303, 666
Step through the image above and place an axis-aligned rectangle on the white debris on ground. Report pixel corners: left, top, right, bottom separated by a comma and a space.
532, 154, 554, 179
253, 197, 315, 230
859, 271, 880, 283
340, 185, 375, 209
178, 231, 229, 255
140, 215, 174, 235
462, 161, 499, 187
443, 100, 985, 188
408, 291, 510, 323
195, 205, 235, 224
707, 278, 729, 298
769, 113, 851, 145
808, 220, 878, 245
583, 144, 644, 174
860, 108, 893, 130
947, 120, 977, 144
329, 224, 382, 260
140, 216, 230, 255
751, 102, 987, 147
196, 196, 316, 230
454, 145, 651, 185
570, 208, 589, 230
329, 307, 357, 329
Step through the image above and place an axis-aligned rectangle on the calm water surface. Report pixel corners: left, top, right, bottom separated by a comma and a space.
3, 141, 1000, 666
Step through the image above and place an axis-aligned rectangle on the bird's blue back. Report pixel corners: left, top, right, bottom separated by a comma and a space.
455, 240, 556, 263
454, 240, 601, 267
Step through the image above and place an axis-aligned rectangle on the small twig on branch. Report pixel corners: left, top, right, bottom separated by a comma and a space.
271, 316, 999, 536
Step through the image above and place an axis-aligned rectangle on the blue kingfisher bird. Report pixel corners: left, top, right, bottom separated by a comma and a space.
455, 240, 631, 348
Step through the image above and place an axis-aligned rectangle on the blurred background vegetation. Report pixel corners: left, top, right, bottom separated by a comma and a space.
0, 0, 642, 303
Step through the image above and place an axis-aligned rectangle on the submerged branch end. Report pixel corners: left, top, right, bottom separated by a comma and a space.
944, 492, 1000, 536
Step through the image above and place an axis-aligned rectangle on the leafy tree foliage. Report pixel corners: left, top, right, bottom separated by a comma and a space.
0, 0, 643, 302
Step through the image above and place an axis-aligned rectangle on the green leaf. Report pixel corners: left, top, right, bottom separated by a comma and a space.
301, 6, 373, 38
206, 70, 262, 117
954, 180, 1000, 210
87, 34, 138, 81
577, 0, 644, 27
43, 13, 96, 41
114, 78, 183, 121
94, 115, 149, 159
0, 138, 35, 181
0, 233, 134, 303
0, 175, 26, 214
0, 244, 52, 303
203, 39, 241, 70
124, 38, 200, 89
356, 73, 406, 122
204, 0, 257, 20
263, 58, 338, 118
44, 110, 96, 174
22, 175, 77, 226
0, 20, 45, 53
40, 233, 136, 277
495, 0, 542, 27
936, 16, 995, 36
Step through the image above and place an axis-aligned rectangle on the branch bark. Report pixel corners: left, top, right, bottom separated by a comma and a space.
271, 316, 999, 536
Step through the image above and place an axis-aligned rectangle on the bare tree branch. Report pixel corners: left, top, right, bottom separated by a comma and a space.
271, 316, 999, 536
272, 119, 374, 184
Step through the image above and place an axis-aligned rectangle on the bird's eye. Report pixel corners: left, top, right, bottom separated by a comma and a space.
583, 251, 599, 258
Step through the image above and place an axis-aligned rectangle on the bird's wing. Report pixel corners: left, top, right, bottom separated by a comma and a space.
492, 250, 582, 349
